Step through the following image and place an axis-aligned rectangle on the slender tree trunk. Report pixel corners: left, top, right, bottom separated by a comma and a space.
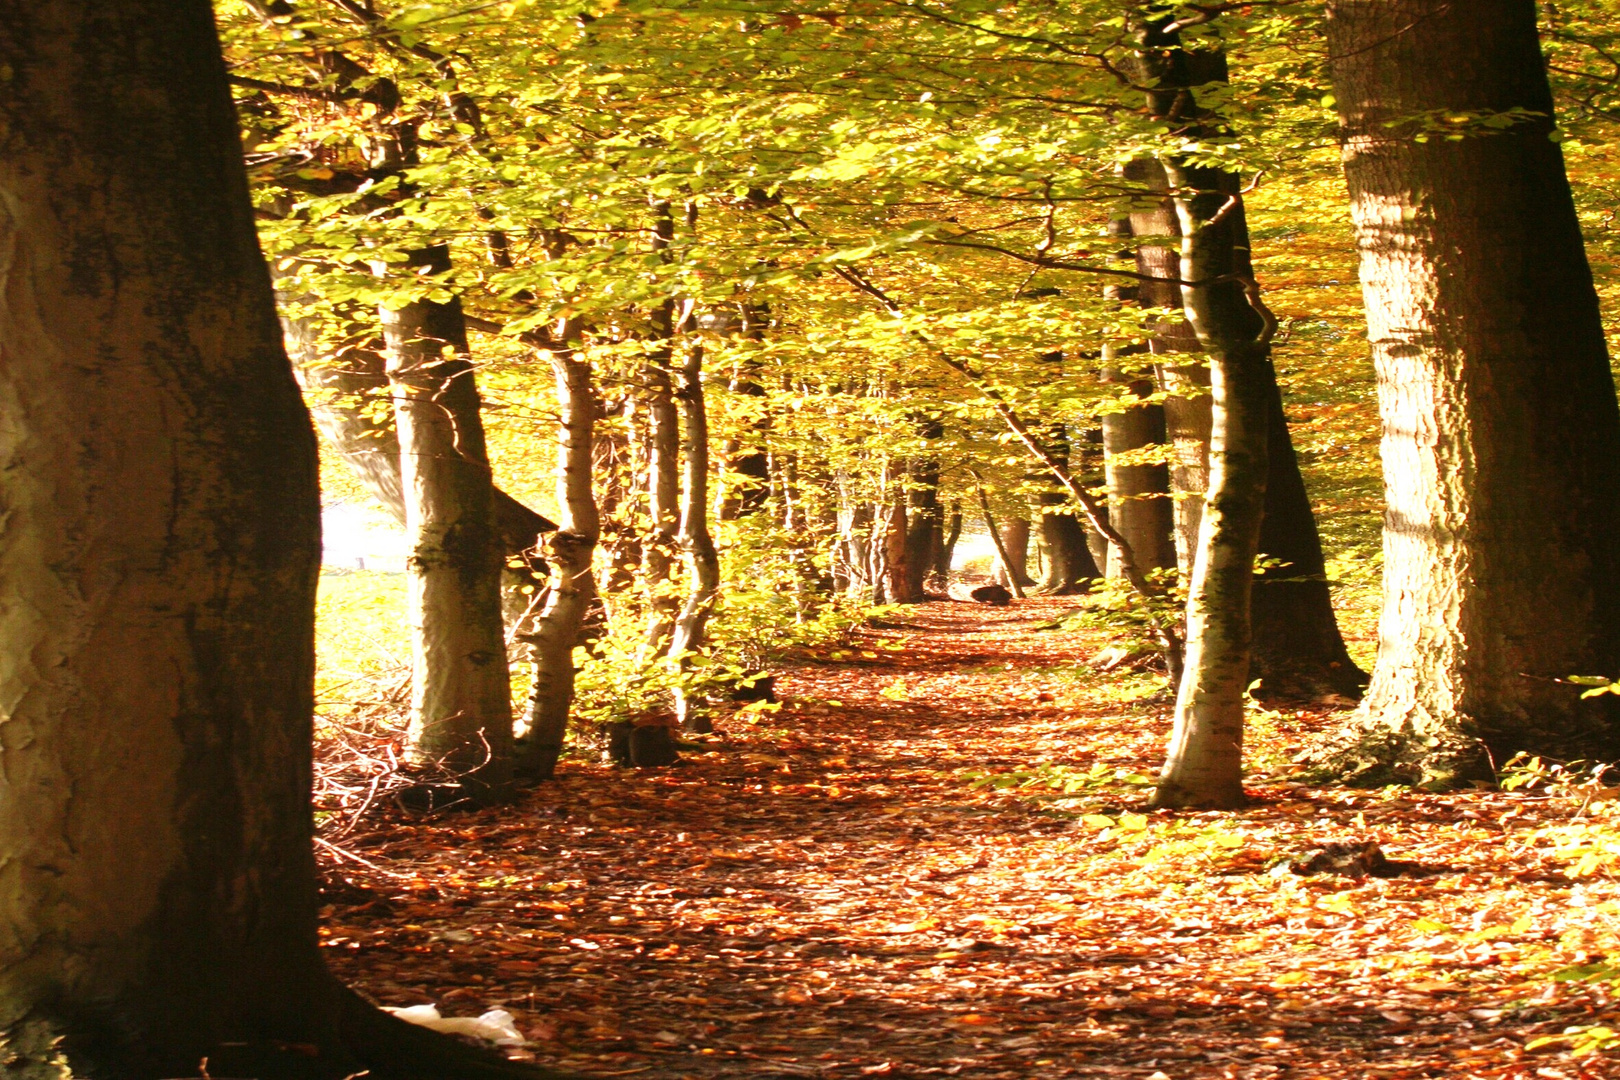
382, 246, 512, 802
1128, 23, 1364, 702
1312, 0, 1620, 784
936, 503, 964, 583
671, 345, 722, 733
642, 203, 682, 653
0, 5, 560, 1075
276, 285, 554, 552
1152, 174, 1272, 810
516, 340, 600, 780
720, 303, 772, 520
976, 485, 1027, 600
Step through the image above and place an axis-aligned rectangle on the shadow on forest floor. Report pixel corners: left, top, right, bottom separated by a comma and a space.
320, 598, 1620, 1079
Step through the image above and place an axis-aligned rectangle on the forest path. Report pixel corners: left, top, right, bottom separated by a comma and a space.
323, 598, 1620, 1079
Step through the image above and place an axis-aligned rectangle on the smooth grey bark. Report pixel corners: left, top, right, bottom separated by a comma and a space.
382, 247, 513, 802
1314, 0, 1620, 784
277, 296, 555, 552
515, 339, 600, 780
0, 4, 560, 1076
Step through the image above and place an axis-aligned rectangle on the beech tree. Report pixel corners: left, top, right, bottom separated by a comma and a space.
0, 1, 556, 1075
1317, 0, 1620, 784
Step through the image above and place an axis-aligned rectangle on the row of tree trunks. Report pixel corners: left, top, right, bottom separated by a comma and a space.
0, 4, 565, 1074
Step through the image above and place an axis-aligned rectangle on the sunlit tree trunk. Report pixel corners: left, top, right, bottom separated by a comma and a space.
1314, 0, 1620, 784
1152, 175, 1272, 810
671, 345, 722, 733
642, 202, 682, 653
1101, 348, 1176, 579
382, 246, 513, 802
516, 336, 600, 780
995, 517, 1033, 591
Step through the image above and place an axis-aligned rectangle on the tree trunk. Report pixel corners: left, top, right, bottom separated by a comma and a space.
1125, 29, 1363, 703
976, 485, 1027, 600
0, 5, 558, 1075
936, 504, 964, 583
902, 416, 944, 600
1249, 363, 1368, 699
274, 271, 554, 555
878, 490, 912, 604
640, 202, 683, 656
382, 246, 513, 802
995, 517, 1033, 590
1152, 176, 1272, 810
671, 345, 722, 734
1033, 433, 1102, 593
1101, 354, 1176, 580
515, 340, 600, 780
1313, 0, 1620, 785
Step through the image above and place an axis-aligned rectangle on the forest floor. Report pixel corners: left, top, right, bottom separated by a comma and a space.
320, 597, 1620, 1079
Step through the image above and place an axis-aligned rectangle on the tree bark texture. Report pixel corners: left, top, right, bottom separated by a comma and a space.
275, 266, 554, 555
641, 204, 682, 654
1128, 29, 1363, 702
1152, 168, 1272, 811
1101, 353, 1176, 581
902, 416, 944, 600
0, 3, 329, 1071
516, 342, 600, 780
1250, 361, 1368, 699
1320, 0, 1620, 783
671, 345, 721, 733
383, 247, 513, 801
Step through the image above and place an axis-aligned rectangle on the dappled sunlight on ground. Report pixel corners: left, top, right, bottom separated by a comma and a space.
320, 599, 1620, 1078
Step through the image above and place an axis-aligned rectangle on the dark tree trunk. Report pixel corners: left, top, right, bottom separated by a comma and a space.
1250, 363, 1368, 700
1035, 433, 1102, 593
0, 4, 559, 1075
382, 246, 513, 802
642, 201, 682, 654
1314, 0, 1620, 785
903, 415, 945, 599
935, 504, 963, 583
1101, 354, 1176, 578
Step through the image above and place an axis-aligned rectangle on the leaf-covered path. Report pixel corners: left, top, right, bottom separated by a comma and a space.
322, 599, 1620, 1078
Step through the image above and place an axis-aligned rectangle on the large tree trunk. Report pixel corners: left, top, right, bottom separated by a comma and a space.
1314, 0, 1620, 785
382, 247, 513, 802
515, 340, 600, 780
0, 5, 557, 1075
